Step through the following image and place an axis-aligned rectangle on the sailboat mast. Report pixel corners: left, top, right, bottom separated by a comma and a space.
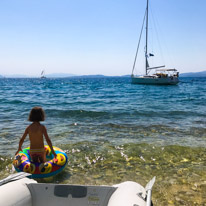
145, 0, 149, 75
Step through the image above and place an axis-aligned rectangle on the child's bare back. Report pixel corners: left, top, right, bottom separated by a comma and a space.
27, 122, 45, 149
16, 107, 57, 163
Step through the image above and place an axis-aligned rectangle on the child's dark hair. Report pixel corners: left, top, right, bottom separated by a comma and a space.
28, 107, 45, 122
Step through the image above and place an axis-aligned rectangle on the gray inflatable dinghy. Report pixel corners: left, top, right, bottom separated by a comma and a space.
0, 172, 155, 206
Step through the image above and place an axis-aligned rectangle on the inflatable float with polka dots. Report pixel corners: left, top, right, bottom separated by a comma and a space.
13, 145, 67, 178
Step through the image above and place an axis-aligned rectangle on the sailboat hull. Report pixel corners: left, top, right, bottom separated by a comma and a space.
131, 76, 179, 85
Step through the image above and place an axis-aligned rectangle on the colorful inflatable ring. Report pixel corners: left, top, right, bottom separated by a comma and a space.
13, 145, 68, 178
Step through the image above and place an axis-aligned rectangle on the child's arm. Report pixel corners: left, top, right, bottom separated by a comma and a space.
43, 125, 57, 158
15, 128, 28, 155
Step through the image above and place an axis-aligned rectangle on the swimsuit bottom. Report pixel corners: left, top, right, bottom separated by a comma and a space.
30, 148, 46, 163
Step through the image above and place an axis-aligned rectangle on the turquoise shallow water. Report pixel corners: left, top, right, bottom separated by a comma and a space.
0, 77, 206, 205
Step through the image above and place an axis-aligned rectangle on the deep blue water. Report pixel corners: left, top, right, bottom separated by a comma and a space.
0, 77, 205, 156
0, 77, 206, 205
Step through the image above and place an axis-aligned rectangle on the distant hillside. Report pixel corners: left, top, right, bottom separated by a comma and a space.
46, 73, 76, 78
70, 74, 106, 78
2, 73, 76, 78
2, 71, 205, 78
3, 74, 29, 78
44, 74, 126, 78
180, 70, 206, 77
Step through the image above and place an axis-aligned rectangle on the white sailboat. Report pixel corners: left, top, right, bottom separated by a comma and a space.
40, 70, 46, 79
131, 0, 179, 85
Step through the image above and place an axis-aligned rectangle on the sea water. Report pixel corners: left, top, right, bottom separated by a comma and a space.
0, 77, 205, 205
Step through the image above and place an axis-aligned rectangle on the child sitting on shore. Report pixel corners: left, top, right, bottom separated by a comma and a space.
15, 107, 57, 163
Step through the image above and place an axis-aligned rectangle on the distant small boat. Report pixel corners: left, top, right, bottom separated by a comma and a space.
41, 70, 46, 79
131, 0, 179, 85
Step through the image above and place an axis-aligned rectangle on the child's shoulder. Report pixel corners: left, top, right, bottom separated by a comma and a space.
39, 123, 47, 130
39, 123, 45, 127
27, 122, 46, 130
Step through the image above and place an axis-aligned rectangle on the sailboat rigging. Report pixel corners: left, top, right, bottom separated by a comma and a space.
131, 0, 179, 85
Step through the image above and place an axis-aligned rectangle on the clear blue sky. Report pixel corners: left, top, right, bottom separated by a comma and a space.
0, 0, 205, 76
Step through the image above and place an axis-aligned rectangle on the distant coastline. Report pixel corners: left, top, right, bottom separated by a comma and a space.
0, 74, 130, 78
179, 70, 206, 77
1, 70, 206, 78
